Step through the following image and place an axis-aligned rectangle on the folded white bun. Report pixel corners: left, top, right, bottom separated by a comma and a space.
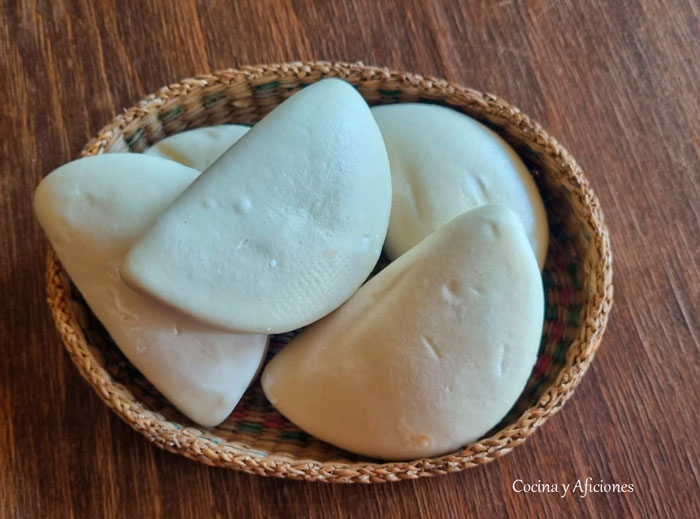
372, 103, 548, 268
34, 154, 268, 427
262, 205, 544, 460
144, 124, 250, 171
122, 79, 392, 334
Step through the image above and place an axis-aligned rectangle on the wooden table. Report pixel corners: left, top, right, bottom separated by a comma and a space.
1, 0, 698, 517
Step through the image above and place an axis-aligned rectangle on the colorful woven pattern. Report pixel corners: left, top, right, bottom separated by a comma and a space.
45, 62, 613, 482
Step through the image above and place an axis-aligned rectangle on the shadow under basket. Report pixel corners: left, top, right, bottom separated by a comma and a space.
45, 62, 613, 483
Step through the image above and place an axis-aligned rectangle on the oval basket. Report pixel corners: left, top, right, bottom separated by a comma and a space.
45, 61, 613, 483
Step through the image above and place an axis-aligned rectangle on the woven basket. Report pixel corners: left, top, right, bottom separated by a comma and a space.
45, 61, 613, 483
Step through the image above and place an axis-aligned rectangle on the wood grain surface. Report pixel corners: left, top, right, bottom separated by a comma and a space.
1, 0, 698, 517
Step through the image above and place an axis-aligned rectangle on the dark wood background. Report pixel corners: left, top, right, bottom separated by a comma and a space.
1, 0, 698, 517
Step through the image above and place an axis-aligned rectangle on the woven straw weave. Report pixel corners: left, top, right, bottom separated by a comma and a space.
44, 62, 613, 483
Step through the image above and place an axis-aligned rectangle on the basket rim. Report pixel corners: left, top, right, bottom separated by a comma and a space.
45, 61, 613, 483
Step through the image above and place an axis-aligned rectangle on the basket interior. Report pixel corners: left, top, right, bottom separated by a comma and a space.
70, 74, 590, 464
